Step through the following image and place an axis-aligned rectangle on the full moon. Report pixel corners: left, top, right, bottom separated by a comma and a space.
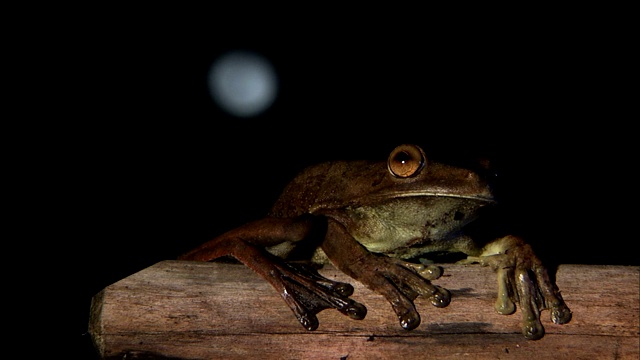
208, 50, 278, 117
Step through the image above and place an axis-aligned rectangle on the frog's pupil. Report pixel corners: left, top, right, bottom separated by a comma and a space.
396, 151, 411, 163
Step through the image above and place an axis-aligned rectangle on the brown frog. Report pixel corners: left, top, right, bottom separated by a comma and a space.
179, 144, 571, 340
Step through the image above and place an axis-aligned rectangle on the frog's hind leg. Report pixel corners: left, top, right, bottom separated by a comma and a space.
178, 216, 367, 331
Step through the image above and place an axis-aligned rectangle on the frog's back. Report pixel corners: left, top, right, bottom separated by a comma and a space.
269, 160, 378, 218
268, 162, 338, 218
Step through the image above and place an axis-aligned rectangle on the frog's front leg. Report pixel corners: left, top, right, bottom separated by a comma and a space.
321, 218, 451, 330
463, 235, 572, 340
178, 215, 367, 331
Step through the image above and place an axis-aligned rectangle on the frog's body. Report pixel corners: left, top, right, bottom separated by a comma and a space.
179, 144, 571, 340
267, 159, 491, 261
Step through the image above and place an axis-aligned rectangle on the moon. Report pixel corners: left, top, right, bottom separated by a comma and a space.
208, 50, 278, 117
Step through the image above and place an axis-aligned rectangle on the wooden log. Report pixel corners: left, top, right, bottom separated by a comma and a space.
89, 261, 639, 359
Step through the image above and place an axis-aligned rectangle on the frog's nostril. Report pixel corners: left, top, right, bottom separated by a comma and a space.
454, 211, 465, 221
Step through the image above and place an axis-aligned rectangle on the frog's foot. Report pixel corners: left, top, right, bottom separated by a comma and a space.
468, 235, 572, 340
357, 254, 451, 330
332, 256, 450, 330
275, 261, 368, 330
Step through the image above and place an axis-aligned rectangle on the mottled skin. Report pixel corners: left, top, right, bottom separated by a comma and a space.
179, 144, 571, 340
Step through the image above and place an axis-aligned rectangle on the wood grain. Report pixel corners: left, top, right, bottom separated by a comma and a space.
89, 261, 639, 359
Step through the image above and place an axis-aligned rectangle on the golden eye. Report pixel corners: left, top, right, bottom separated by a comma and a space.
387, 144, 427, 178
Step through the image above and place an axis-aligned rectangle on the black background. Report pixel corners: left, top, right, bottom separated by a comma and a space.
34, 15, 633, 359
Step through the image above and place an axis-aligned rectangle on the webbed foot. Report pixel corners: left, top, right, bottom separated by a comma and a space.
365, 256, 451, 330
466, 235, 572, 340
274, 261, 368, 330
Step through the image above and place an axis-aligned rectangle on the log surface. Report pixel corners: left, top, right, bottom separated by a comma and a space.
89, 261, 640, 359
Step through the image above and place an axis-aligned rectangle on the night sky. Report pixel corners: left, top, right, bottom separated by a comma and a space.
59, 19, 633, 358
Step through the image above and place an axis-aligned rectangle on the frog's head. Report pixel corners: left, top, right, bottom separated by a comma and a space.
363, 144, 495, 204
273, 144, 496, 221
329, 144, 497, 257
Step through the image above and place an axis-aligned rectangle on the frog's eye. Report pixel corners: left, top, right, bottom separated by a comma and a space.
387, 144, 427, 178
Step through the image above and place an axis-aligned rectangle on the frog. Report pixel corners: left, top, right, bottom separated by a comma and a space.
178, 144, 572, 340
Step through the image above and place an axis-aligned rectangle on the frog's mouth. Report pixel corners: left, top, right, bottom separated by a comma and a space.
367, 190, 496, 203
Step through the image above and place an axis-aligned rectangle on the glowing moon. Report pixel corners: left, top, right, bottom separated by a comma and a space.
208, 50, 278, 117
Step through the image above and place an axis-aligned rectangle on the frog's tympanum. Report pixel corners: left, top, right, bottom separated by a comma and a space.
179, 144, 571, 340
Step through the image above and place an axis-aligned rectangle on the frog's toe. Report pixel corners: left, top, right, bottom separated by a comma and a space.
494, 266, 516, 315
495, 297, 516, 315
401, 261, 443, 280
419, 264, 443, 280
399, 312, 421, 330
337, 300, 367, 320
331, 282, 355, 297
375, 280, 422, 330
429, 286, 451, 308
551, 303, 572, 324
522, 318, 545, 340
393, 303, 421, 330
297, 312, 320, 331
